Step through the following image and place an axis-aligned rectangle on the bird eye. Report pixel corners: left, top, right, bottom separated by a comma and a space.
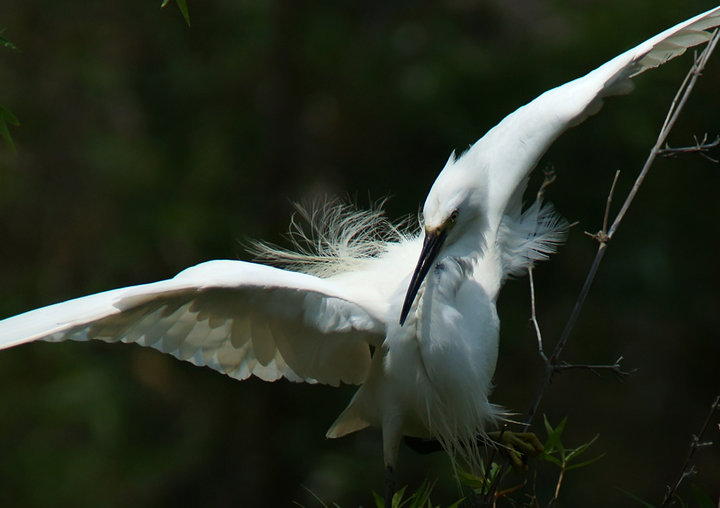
449, 210, 458, 223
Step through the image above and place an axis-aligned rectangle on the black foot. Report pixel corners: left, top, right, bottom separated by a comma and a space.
488, 430, 544, 469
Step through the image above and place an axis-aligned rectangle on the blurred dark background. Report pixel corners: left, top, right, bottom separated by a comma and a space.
0, 1, 719, 506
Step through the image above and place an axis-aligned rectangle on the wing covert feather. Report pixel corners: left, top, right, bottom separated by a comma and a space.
0, 260, 384, 386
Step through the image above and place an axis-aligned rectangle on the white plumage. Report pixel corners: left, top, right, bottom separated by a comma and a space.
1, 5, 719, 495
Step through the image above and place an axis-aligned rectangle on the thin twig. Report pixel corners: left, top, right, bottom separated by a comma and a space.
479, 29, 720, 506
553, 356, 636, 381
584, 169, 620, 243
484, 425, 504, 495
526, 29, 720, 430
660, 395, 720, 507
602, 170, 621, 236
537, 168, 558, 201
549, 465, 565, 508
609, 30, 719, 239
698, 152, 719, 164
658, 133, 720, 158
528, 267, 548, 363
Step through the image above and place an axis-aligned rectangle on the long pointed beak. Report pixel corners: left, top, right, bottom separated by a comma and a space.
399, 229, 447, 325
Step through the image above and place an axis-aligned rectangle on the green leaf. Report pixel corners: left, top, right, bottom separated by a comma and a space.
161, 0, 190, 26
296, 485, 330, 508
565, 452, 606, 471
616, 487, 657, 507
690, 485, 715, 508
543, 414, 553, 435
372, 491, 385, 508
542, 415, 567, 457
0, 105, 19, 126
0, 105, 20, 153
457, 469, 488, 489
175, 0, 191, 27
407, 478, 435, 507
565, 434, 599, 462
0, 29, 19, 51
539, 454, 563, 467
458, 464, 501, 492
0, 118, 15, 152
391, 486, 407, 508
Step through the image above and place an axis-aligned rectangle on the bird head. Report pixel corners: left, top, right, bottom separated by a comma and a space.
399, 151, 487, 325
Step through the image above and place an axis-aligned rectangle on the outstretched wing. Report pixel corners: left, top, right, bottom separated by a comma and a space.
475, 6, 720, 219
0, 260, 385, 386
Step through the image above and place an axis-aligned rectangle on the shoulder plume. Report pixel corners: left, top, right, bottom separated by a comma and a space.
248, 198, 415, 278
498, 198, 569, 279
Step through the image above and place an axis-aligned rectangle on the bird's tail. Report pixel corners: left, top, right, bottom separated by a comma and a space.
326, 395, 371, 438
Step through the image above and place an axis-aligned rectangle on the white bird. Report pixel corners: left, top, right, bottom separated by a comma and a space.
1, 6, 719, 501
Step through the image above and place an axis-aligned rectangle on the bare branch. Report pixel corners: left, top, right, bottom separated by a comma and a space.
602, 170, 621, 235
609, 29, 719, 239
584, 170, 620, 244
658, 133, 720, 160
528, 267, 548, 363
553, 356, 636, 381
698, 151, 720, 164
536, 167, 558, 201
660, 395, 720, 507
549, 466, 565, 508
524, 29, 720, 431
479, 29, 720, 506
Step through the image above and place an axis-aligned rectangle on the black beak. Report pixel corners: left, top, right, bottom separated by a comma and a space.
399, 229, 447, 325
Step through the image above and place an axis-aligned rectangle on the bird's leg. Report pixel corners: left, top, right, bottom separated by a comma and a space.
382, 417, 402, 507
486, 429, 544, 469
384, 465, 395, 507
382, 438, 400, 505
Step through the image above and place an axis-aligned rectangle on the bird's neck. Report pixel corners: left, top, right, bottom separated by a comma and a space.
440, 225, 504, 301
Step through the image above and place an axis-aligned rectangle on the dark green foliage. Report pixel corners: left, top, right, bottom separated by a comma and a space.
160, 0, 191, 27
456, 417, 606, 505
0, 104, 19, 153
371, 479, 463, 508
539, 415, 604, 473
0, 29, 19, 51
0, 30, 19, 152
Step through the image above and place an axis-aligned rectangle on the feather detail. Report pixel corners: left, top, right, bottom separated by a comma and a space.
248, 198, 416, 278
498, 198, 569, 279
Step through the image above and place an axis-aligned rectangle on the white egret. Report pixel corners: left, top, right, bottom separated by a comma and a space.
1, 6, 719, 502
